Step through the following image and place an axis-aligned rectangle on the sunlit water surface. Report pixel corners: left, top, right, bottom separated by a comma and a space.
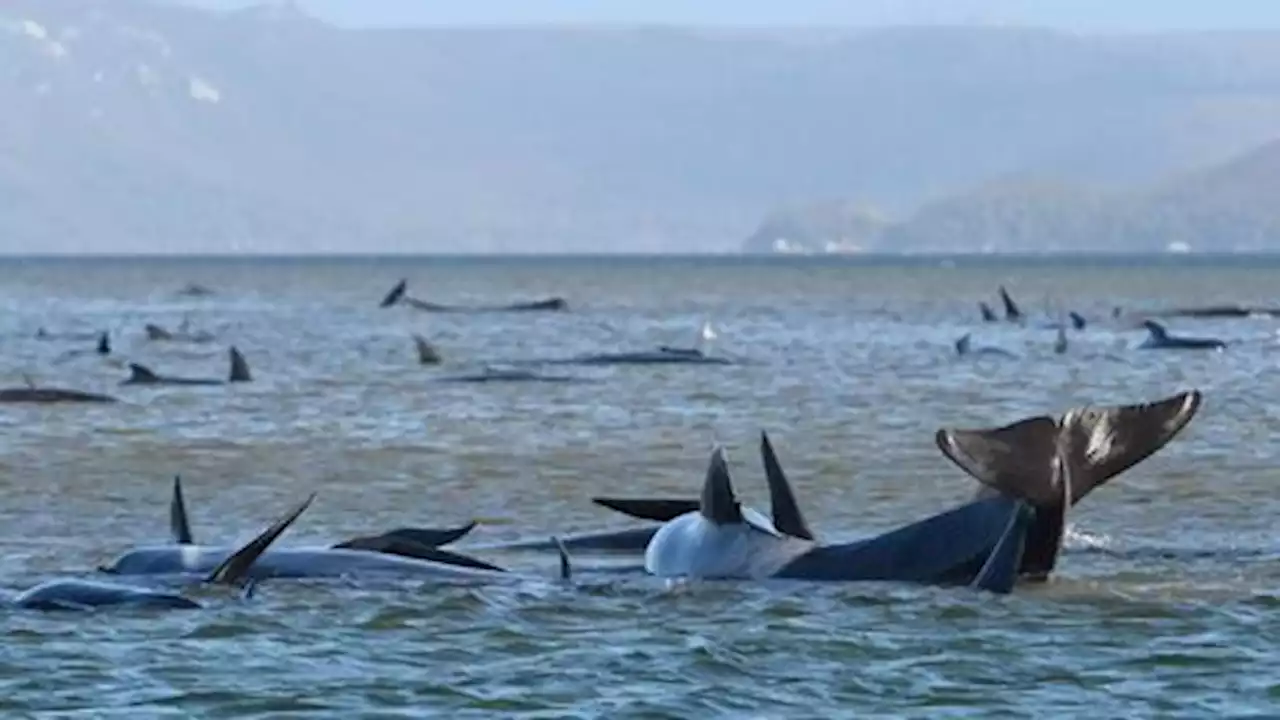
0, 254, 1278, 718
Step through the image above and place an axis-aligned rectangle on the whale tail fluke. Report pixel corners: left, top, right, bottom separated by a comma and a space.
126, 363, 162, 384
413, 334, 441, 365
171, 475, 194, 545
204, 492, 316, 588
228, 347, 252, 383
934, 416, 1063, 508
96, 332, 110, 356
380, 279, 408, 308
759, 431, 815, 541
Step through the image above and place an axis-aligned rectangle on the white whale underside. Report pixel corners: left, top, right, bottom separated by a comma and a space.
643, 509, 812, 579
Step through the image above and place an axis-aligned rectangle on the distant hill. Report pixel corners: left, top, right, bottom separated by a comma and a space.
746, 140, 1280, 253
9, 2, 1280, 252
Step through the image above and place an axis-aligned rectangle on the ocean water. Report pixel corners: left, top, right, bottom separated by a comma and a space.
0, 253, 1278, 718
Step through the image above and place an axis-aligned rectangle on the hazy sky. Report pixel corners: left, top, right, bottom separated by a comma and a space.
187, 0, 1280, 31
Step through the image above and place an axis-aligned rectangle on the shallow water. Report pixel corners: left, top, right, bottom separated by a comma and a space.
1, 254, 1279, 718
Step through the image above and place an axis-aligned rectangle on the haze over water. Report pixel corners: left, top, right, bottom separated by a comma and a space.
0, 254, 1277, 717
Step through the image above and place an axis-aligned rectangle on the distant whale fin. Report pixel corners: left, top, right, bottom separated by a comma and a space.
228, 347, 251, 382
1054, 324, 1067, 354
759, 431, 815, 541
700, 447, 742, 525
380, 279, 409, 308
1142, 319, 1169, 340
592, 497, 700, 522
954, 333, 972, 355
376, 522, 478, 548
413, 334, 441, 365
553, 536, 572, 581
999, 286, 1022, 320
97, 332, 110, 356
204, 492, 316, 587
979, 302, 997, 322
1069, 311, 1086, 330
1055, 390, 1202, 505
145, 324, 172, 341
127, 363, 162, 384
170, 475, 194, 545
934, 415, 1063, 508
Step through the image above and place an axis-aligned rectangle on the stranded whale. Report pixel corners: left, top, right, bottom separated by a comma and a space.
10, 493, 313, 611
380, 280, 568, 313
122, 347, 253, 386
1137, 320, 1226, 350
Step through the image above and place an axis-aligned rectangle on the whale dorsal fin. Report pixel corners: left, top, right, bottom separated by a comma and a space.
380, 279, 408, 308
205, 492, 315, 587
145, 324, 171, 341
1055, 390, 1201, 505
413, 334, 441, 365
1142, 320, 1169, 340
553, 536, 572, 580
999, 286, 1022, 320
935, 415, 1063, 507
228, 347, 251, 382
128, 363, 161, 383
591, 497, 700, 522
979, 302, 997, 322
96, 332, 110, 355
699, 446, 742, 525
1054, 324, 1068, 354
22, 373, 36, 390
170, 475, 194, 545
1069, 311, 1086, 330
955, 333, 971, 355
759, 431, 815, 541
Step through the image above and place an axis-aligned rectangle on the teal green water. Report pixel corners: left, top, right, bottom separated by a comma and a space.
0, 254, 1278, 718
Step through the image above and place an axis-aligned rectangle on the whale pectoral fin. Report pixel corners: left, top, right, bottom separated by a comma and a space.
126, 363, 161, 384
553, 536, 571, 581
1056, 390, 1202, 505
935, 415, 1062, 507
759, 431, 815, 541
228, 347, 252, 382
380, 279, 408, 307
335, 535, 507, 572
170, 475, 195, 545
378, 522, 478, 548
590, 497, 700, 522
700, 447, 742, 525
205, 493, 315, 587
969, 503, 1032, 594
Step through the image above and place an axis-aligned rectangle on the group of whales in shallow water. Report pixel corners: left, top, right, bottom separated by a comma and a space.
957, 285, 1248, 358
6, 388, 1201, 611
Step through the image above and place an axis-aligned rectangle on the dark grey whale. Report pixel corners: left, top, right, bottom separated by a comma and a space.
0, 377, 116, 404
10, 493, 313, 611
510, 346, 733, 367
380, 279, 568, 313
35, 327, 104, 342
639, 435, 1036, 593
570, 390, 1202, 587
954, 333, 1017, 359
435, 366, 583, 384
122, 347, 253, 386
165, 476, 504, 572
1137, 320, 1226, 350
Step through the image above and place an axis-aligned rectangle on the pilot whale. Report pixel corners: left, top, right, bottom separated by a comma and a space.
165, 475, 503, 572
639, 436, 1036, 593
10, 493, 312, 611
0, 375, 116, 404
954, 333, 1017, 359
122, 346, 253, 386
585, 390, 1202, 585
1137, 320, 1226, 350
380, 280, 568, 313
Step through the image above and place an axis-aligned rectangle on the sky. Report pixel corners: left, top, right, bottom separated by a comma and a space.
184, 0, 1280, 32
